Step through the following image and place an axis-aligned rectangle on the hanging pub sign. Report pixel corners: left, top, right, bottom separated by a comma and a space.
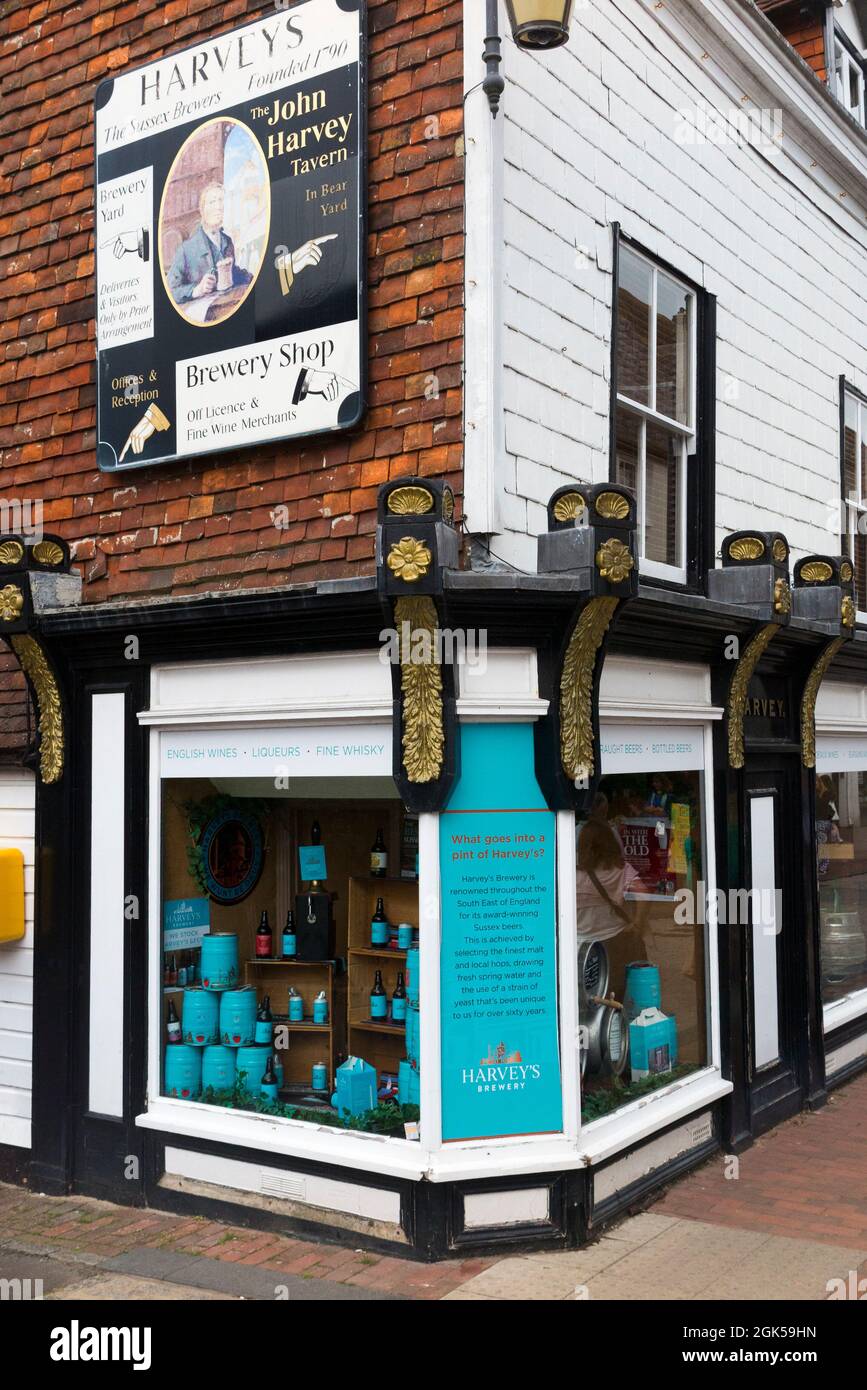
94, 0, 366, 472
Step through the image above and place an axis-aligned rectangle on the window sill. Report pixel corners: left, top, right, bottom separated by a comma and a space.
578, 1067, 732, 1166
823, 988, 867, 1034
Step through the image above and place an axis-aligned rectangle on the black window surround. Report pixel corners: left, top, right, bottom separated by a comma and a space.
840, 375, 867, 617
609, 224, 716, 595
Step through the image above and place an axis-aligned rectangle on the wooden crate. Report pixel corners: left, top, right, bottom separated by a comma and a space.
244, 958, 346, 1092
347, 876, 418, 1084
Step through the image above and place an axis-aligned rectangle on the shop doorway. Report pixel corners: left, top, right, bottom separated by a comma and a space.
743, 761, 807, 1134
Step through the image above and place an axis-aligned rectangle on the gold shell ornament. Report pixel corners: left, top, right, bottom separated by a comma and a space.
842, 595, 856, 628
442, 487, 455, 522
387, 537, 433, 583
841, 561, 854, 583
595, 491, 630, 521
553, 492, 586, 523
0, 585, 24, 623
799, 561, 833, 584
31, 540, 64, 566
773, 578, 791, 615
729, 537, 765, 562
596, 538, 634, 584
387, 486, 434, 516
0, 541, 24, 566
772, 539, 788, 563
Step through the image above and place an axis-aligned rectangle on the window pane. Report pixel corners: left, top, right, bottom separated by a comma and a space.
816, 769, 867, 1005
617, 247, 651, 406
577, 770, 707, 1122
656, 273, 691, 424
645, 422, 681, 568
843, 394, 858, 502
614, 404, 641, 496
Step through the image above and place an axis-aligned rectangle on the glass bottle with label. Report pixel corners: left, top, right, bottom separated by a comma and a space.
261, 1055, 279, 1102
166, 998, 181, 1044
371, 896, 389, 947
370, 969, 387, 1021
282, 910, 297, 958
256, 909, 272, 958
370, 828, 388, 878
392, 971, 407, 1023
255, 994, 273, 1045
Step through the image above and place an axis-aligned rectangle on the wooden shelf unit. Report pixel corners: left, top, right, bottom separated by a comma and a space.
347, 876, 417, 1084
244, 958, 346, 1092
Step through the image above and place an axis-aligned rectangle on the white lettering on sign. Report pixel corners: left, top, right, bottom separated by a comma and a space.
159, 724, 392, 778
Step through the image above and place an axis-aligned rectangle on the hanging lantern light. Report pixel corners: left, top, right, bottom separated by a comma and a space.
504, 0, 574, 49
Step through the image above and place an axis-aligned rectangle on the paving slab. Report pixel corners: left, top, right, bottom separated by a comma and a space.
47, 1274, 238, 1301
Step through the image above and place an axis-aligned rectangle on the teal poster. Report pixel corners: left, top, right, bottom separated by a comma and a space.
440, 724, 562, 1141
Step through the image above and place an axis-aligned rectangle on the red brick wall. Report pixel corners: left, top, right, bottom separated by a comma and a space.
758, 1, 828, 81
0, 0, 465, 758
0, 0, 464, 599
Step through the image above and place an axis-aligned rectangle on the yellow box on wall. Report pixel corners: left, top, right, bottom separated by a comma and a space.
0, 848, 25, 943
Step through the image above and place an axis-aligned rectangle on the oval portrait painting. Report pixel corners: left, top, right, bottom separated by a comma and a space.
159, 117, 270, 328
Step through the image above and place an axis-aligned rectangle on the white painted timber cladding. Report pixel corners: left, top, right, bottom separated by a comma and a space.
487, 0, 867, 569
0, 769, 35, 1149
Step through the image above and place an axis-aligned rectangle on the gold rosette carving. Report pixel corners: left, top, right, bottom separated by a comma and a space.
0, 585, 24, 623
727, 624, 780, 768
387, 537, 432, 583
9, 634, 63, 784
773, 578, 791, 615
560, 596, 619, 782
394, 596, 443, 784
596, 538, 634, 583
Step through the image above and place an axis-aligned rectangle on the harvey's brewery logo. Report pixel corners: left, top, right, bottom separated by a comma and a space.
138, 15, 310, 108
462, 1042, 542, 1093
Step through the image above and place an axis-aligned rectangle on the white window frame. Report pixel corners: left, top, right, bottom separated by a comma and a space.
842, 386, 867, 622
833, 28, 867, 129
814, 725, 867, 1034
615, 244, 697, 586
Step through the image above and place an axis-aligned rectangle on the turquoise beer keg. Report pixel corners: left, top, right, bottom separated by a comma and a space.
182, 987, 218, 1045
200, 932, 239, 991
624, 962, 661, 1019
405, 947, 419, 1005
235, 1045, 272, 1095
164, 1044, 202, 1100
405, 1000, 420, 1067
201, 1044, 236, 1092
219, 986, 257, 1045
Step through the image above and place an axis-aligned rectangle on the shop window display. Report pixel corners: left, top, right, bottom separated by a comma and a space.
577, 770, 707, 1121
160, 778, 421, 1140
816, 771, 867, 1006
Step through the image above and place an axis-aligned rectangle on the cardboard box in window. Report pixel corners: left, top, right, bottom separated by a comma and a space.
629, 1008, 678, 1082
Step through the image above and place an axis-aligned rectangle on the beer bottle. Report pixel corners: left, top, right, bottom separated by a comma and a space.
177, 952, 188, 988
256, 909, 272, 958
261, 1054, 279, 1102
282, 909, 297, 958
168, 955, 177, 986
166, 998, 181, 1044
392, 971, 407, 1023
370, 969, 387, 1021
370, 827, 388, 877
255, 994, 273, 1045
371, 896, 389, 948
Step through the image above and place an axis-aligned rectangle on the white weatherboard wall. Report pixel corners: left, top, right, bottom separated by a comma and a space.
475, 0, 867, 568
0, 769, 35, 1149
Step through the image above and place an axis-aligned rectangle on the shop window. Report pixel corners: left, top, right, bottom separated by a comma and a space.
159, 775, 421, 1140
576, 769, 708, 1122
612, 235, 715, 590
816, 770, 867, 1006
842, 382, 867, 616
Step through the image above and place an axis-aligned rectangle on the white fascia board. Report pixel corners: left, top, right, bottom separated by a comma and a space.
654, 0, 867, 221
